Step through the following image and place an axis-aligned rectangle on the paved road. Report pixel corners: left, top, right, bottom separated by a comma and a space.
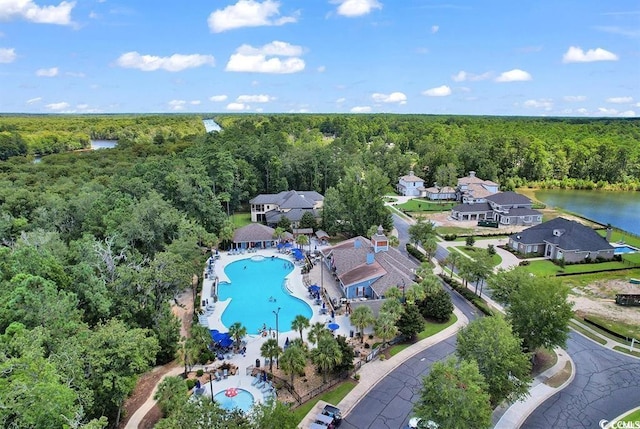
522, 332, 640, 429
392, 212, 412, 257
341, 287, 480, 429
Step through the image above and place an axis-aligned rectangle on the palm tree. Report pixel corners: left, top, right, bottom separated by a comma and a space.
385, 286, 402, 301
307, 322, 329, 347
375, 312, 399, 348
279, 344, 307, 386
296, 233, 309, 251
350, 305, 375, 343
419, 274, 442, 297
218, 219, 235, 250
447, 251, 461, 280
291, 314, 310, 342
380, 299, 403, 321
272, 227, 286, 243
228, 322, 247, 351
311, 335, 342, 382
260, 338, 282, 372
154, 376, 188, 415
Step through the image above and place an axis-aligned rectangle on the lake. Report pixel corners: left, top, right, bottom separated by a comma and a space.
534, 189, 640, 236
90, 139, 118, 149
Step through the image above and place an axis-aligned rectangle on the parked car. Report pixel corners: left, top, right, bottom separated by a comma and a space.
322, 404, 342, 427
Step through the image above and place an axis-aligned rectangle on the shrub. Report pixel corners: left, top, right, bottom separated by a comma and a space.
519, 260, 530, 266
419, 289, 454, 322
186, 379, 197, 390
196, 369, 204, 377
443, 234, 458, 241
465, 236, 475, 247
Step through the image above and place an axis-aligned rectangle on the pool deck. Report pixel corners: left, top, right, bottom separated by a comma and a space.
199, 246, 356, 402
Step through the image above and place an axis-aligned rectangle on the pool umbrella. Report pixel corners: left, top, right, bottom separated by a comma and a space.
284, 242, 293, 249
211, 331, 227, 342
309, 285, 321, 293
328, 323, 340, 331
218, 337, 233, 348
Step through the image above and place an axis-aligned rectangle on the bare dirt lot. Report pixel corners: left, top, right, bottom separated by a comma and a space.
571, 279, 640, 325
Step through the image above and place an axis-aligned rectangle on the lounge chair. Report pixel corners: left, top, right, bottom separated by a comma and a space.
256, 378, 266, 389
261, 382, 273, 393
222, 369, 228, 379
214, 370, 222, 381
251, 374, 261, 386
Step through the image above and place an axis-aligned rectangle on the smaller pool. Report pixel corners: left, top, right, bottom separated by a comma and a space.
213, 388, 254, 413
614, 245, 639, 255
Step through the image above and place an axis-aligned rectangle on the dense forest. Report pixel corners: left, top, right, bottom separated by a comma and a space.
0, 114, 638, 428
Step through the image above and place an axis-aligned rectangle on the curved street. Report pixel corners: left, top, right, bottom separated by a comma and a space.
340, 207, 640, 428
522, 332, 640, 429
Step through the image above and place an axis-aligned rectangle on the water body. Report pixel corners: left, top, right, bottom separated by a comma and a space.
90, 139, 117, 149
534, 189, 640, 236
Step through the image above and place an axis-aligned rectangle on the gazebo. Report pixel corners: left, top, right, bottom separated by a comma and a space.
232, 223, 292, 249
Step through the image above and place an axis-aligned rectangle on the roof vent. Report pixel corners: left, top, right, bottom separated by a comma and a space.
553, 229, 565, 237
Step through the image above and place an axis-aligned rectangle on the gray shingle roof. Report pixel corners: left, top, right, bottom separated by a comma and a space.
452, 202, 492, 213
265, 208, 319, 223
232, 223, 277, 243
249, 190, 323, 206
502, 207, 540, 217
509, 217, 613, 252
487, 191, 531, 206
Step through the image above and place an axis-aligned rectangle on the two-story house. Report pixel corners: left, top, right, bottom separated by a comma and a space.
249, 190, 324, 227
451, 191, 542, 226
457, 171, 500, 203
397, 171, 426, 197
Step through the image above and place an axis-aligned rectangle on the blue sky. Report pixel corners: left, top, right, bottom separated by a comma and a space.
0, 0, 638, 116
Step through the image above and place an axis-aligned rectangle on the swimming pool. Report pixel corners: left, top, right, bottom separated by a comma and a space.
213, 388, 254, 413
614, 245, 639, 254
218, 257, 312, 334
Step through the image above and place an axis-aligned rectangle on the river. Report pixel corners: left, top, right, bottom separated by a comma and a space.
534, 189, 640, 236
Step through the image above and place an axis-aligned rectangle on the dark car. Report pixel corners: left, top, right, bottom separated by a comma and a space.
322, 405, 342, 427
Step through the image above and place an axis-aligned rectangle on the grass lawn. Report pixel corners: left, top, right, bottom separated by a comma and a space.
523, 259, 636, 277
436, 226, 475, 236
613, 346, 640, 358
395, 198, 455, 212
582, 314, 640, 342
616, 408, 640, 423
454, 246, 502, 266
569, 320, 607, 345
230, 212, 251, 227
597, 228, 640, 248
388, 313, 458, 356
560, 268, 640, 288
292, 380, 357, 423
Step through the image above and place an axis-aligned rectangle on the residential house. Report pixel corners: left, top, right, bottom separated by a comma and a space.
423, 184, 457, 201
508, 217, 615, 262
321, 226, 417, 299
397, 171, 426, 197
249, 190, 324, 227
457, 171, 500, 203
451, 191, 542, 226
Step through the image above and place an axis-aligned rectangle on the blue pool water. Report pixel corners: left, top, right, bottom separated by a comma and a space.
213, 388, 254, 413
219, 257, 312, 334
614, 245, 638, 255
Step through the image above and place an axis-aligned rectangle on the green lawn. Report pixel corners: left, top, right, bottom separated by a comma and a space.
436, 226, 476, 236
583, 314, 640, 342
395, 198, 455, 212
560, 268, 640, 288
616, 408, 640, 423
522, 259, 635, 277
597, 228, 640, 248
389, 313, 458, 356
292, 380, 357, 423
230, 212, 251, 227
454, 246, 502, 266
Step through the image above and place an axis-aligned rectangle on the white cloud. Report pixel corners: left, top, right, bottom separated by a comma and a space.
208, 0, 297, 33
46, 101, 70, 111
562, 46, 618, 63
422, 85, 451, 97
431, 25, 439, 33
350, 106, 372, 113
606, 96, 633, 104
116, 51, 214, 72
563, 95, 587, 102
226, 41, 305, 74
36, 67, 59, 77
523, 99, 553, 110
227, 102, 250, 111
317, 65, 326, 73
596, 107, 635, 117
495, 69, 532, 82
0, 47, 16, 63
236, 40, 303, 56
336, 97, 346, 103
0, 0, 75, 25
209, 95, 228, 102
169, 100, 186, 110
371, 92, 407, 104
26, 97, 42, 104
619, 110, 636, 117
332, 0, 382, 17
236, 94, 272, 103
451, 70, 491, 82
190, 100, 201, 105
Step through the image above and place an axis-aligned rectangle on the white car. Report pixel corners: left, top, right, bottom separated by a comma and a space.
408, 417, 439, 429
